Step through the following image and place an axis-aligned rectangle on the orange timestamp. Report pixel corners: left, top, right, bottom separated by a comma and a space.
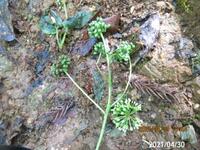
139, 125, 187, 132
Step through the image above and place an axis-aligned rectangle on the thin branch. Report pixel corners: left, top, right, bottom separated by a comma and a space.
65, 73, 105, 114
112, 56, 132, 106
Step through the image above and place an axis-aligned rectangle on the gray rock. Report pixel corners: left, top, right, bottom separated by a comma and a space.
180, 125, 197, 144
179, 38, 194, 50
139, 13, 160, 50
139, 14, 192, 83
0, 0, 15, 41
133, 13, 160, 66
0, 120, 6, 144
0, 45, 6, 54
0, 55, 13, 77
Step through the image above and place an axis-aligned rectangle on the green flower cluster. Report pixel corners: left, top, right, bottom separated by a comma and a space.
51, 55, 70, 77
93, 42, 106, 57
113, 41, 135, 62
88, 17, 110, 38
111, 96, 142, 132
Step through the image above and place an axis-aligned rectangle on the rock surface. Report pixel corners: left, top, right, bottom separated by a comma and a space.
0, 0, 15, 41
139, 13, 192, 83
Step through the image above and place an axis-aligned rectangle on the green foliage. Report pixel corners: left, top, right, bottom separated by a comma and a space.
39, 9, 94, 49
176, 0, 192, 13
113, 41, 135, 62
181, 113, 200, 126
39, 10, 68, 35
55, 0, 65, 9
111, 95, 142, 132
93, 42, 107, 57
88, 17, 110, 38
192, 51, 200, 74
39, 15, 57, 35
39, 10, 68, 49
63, 11, 94, 29
192, 52, 200, 64
50, 10, 63, 27
51, 55, 70, 77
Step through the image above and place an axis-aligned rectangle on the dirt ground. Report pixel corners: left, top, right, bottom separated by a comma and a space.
0, 0, 200, 150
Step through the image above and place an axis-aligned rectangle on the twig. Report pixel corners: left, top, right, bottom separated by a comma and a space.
112, 56, 132, 106
96, 53, 102, 74
65, 73, 105, 114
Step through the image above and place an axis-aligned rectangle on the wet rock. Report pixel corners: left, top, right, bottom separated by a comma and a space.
175, 37, 196, 60
7, 116, 27, 144
0, 45, 6, 54
177, 0, 200, 45
0, 120, 6, 144
106, 132, 142, 150
179, 38, 194, 51
0, 0, 15, 41
9, 0, 29, 7
179, 125, 197, 144
34, 113, 53, 130
12, 116, 24, 131
0, 55, 13, 77
72, 38, 97, 56
186, 76, 200, 103
193, 119, 200, 134
108, 128, 124, 138
24, 77, 44, 97
0, 81, 5, 95
34, 50, 50, 76
104, 15, 120, 33
28, 0, 54, 14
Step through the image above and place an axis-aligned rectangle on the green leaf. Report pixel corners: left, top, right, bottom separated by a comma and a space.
50, 10, 63, 27
63, 10, 93, 29
92, 69, 104, 102
39, 15, 56, 35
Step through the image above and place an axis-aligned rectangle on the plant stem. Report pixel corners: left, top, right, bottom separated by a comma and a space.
66, 73, 105, 114
56, 27, 68, 50
111, 56, 132, 106
60, 31, 67, 47
56, 27, 61, 49
96, 53, 102, 74
56, 1, 68, 50
95, 34, 112, 150
97, 53, 102, 64
63, 1, 68, 19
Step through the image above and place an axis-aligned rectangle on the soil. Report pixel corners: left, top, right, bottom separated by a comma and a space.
0, 0, 200, 150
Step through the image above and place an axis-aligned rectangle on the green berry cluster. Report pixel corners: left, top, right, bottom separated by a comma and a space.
51, 55, 70, 77
111, 96, 142, 132
93, 42, 107, 57
113, 41, 135, 62
88, 17, 110, 38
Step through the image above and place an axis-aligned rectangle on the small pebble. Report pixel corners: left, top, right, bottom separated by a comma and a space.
150, 113, 157, 119
194, 103, 200, 110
